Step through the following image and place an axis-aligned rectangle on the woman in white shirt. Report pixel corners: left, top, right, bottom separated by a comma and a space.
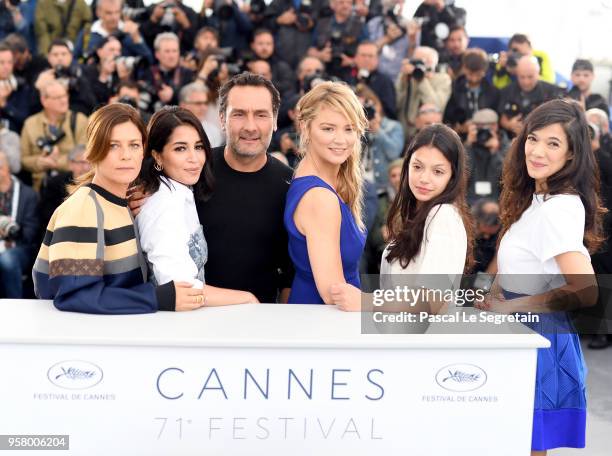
381, 124, 472, 278
477, 99, 604, 455
136, 106, 257, 306
331, 124, 473, 310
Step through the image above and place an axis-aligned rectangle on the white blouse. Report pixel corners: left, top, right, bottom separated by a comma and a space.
136, 177, 207, 288
380, 204, 467, 289
497, 194, 589, 295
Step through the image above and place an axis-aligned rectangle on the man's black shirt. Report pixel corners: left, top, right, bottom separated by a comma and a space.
498, 80, 565, 120
196, 147, 294, 303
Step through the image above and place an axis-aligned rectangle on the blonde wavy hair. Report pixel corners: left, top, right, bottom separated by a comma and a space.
296, 81, 368, 231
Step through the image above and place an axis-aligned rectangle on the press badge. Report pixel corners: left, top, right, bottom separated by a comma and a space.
475, 181, 492, 196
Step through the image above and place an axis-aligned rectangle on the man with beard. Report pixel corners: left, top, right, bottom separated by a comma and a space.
196, 73, 294, 303
130, 73, 293, 303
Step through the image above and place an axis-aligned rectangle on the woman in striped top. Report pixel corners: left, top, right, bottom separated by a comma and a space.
33, 103, 205, 314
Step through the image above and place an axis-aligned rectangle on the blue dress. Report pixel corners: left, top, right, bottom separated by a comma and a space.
284, 176, 366, 304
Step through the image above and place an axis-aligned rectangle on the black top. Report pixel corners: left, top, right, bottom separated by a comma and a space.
567, 87, 609, 114
498, 80, 565, 120
196, 147, 294, 303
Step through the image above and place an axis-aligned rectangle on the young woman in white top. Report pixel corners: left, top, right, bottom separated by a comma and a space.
382, 124, 473, 278
136, 106, 257, 306
476, 99, 604, 455
331, 124, 473, 310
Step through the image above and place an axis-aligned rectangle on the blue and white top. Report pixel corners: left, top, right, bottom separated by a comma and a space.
136, 176, 207, 288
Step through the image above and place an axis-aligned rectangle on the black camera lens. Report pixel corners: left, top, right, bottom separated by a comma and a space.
476, 128, 493, 146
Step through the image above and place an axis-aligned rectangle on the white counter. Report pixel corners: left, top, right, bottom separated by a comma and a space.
0, 300, 549, 456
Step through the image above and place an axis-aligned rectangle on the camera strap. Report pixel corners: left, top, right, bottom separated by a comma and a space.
69, 110, 77, 140
61, 0, 78, 38
10, 176, 19, 222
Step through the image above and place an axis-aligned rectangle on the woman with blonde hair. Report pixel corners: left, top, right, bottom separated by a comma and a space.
284, 81, 368, 306
33, 103, 206, 314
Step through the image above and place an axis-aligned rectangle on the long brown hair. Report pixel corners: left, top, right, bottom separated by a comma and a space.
386, 124, 474, 271
70, 103, 146, 194
498, 99, 605, 252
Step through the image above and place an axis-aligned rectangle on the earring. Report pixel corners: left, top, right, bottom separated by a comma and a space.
154, 162, 163, 172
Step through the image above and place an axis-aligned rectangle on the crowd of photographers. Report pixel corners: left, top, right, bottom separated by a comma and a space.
0, 0, 610, 337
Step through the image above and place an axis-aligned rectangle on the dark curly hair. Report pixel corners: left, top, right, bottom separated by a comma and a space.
498, 99, 605, 253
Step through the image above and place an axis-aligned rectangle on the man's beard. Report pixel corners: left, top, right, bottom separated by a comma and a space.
228, 132, 271, 158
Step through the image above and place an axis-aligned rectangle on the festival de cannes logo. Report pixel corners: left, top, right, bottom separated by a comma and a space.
435, 364, 487, 392
47, 361, 104, 390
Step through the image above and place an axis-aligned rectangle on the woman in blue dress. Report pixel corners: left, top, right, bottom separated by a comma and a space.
284, 81, 368, 307
477, 99, 605, 454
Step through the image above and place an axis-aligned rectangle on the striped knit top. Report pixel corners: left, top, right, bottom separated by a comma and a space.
33, 183, 175, 314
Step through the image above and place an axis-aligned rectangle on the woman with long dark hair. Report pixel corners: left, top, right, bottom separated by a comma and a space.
330, 124, 473, 310
136, 106, 258, 306
33, 103, 204, 314
382, 124, 473, 276
477, 99, 605, 455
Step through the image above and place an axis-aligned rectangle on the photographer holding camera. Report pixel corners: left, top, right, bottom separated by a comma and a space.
439, 25, 468, 79
443, 48, 499, 135
140, 32, 194, 109
357, 83, 404, 195
245, 28, 295, 97
308, 0, 368, 80
366, 1, 415, 82
498, 55, 564, 137
350, 41, 396, 118
0, 150, 38, 298
265, 0, 326, 67
413, 0, 466, 54
20, 80, 87, 192
82, 35, 133, 107
143, 0, 198, 53
197, 0, 253, 52
492, 33, 554, 90
34, 39, 97, 116
74, 0, 153, 65
464, 108, 506, 205
396, 45, 451, 138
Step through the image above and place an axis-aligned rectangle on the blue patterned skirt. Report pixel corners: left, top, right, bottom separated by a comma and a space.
504, 290, 587, 451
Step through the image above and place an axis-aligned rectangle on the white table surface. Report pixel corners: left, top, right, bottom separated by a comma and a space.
0, 300, 550, 349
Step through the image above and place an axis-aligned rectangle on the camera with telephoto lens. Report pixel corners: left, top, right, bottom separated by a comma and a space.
36, 129, 66, 155
409, 59, 427, 81
0, 215, 19, 241
476, 128, 493, 147
296, 0, 313, 31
